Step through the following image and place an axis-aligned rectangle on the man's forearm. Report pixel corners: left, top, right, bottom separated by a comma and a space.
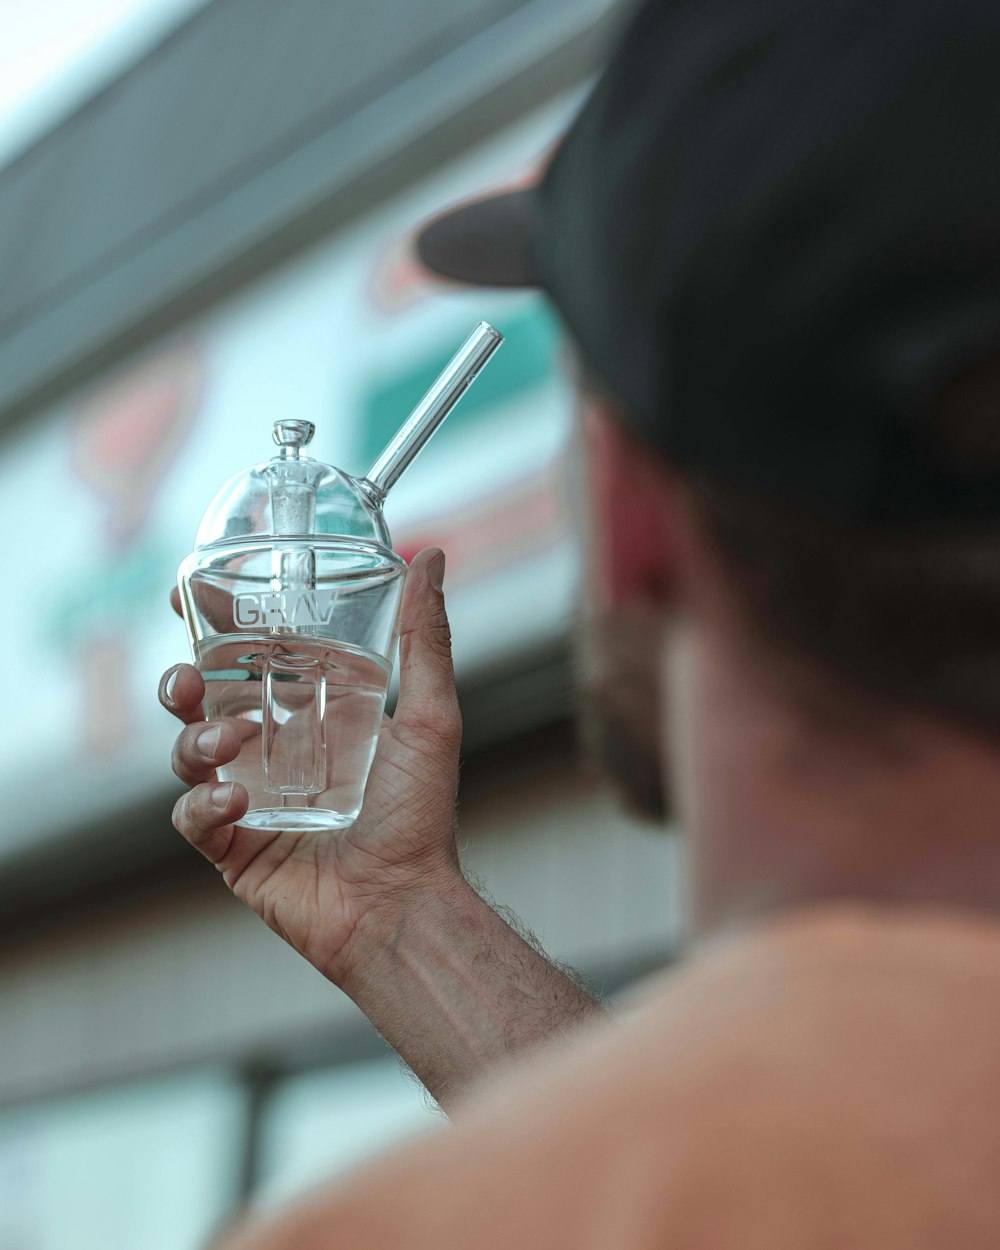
336, 875, 607, 1109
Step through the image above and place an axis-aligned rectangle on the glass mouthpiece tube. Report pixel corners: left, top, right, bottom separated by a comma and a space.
363, 321, 504, 501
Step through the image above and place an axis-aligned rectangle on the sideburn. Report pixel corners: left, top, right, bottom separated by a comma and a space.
575, 605, 670, 824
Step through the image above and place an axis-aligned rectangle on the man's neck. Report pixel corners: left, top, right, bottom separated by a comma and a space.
670, 620, 1000, 939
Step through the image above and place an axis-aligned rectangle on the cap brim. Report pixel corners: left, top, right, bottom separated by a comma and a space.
413, 188, 542, 288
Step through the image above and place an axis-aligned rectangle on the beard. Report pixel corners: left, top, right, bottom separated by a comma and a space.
575, 603, 669, 824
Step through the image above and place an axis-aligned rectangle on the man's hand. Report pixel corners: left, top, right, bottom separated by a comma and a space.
162, 547, 604, 1108
161, 548, 462, 987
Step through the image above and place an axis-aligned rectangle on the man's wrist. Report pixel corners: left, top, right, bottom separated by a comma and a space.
326, 862, 607, 1107
328, 866, 480, 998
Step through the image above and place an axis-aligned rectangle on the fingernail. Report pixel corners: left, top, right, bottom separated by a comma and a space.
428, 550, 445, 593
197, 725, 223, 759
210, 782, 234, 809
164, 669, 179, 704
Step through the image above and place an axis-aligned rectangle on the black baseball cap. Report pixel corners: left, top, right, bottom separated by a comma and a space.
416, 0, 1000, 526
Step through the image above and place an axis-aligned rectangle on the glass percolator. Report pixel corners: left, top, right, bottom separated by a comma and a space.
177, 323, 503, 831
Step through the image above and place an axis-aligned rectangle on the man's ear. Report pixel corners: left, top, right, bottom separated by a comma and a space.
580, 398, 682, 611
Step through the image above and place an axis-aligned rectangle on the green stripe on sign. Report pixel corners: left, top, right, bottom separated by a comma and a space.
356, 302, 559, 470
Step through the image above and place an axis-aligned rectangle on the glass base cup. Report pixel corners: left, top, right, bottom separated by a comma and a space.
238, 806, 360, 832
178, 537, 406, 837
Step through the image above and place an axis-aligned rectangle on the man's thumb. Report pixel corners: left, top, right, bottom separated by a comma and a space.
393, 549, 461, 739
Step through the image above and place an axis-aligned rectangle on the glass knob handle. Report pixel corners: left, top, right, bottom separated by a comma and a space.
273, 419, 316, 450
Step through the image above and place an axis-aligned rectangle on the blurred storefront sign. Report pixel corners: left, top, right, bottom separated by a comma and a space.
0, 96, 579, 858
0, 10, 677, 1247
72, 339, 204, 547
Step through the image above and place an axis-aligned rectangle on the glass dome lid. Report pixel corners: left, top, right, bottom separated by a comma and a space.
191, 322, 505, 552
194, 420, 392, 550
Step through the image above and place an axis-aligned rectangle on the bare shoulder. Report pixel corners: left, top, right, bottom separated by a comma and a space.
223, 905, 1000, 1250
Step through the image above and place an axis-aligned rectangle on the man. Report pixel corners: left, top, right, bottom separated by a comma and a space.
160, 0, 1000, 1244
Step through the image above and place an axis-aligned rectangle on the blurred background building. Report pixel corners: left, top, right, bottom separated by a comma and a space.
0, 1, 682, 1244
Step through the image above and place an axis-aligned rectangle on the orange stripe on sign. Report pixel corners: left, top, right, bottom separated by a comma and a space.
396, 466, 571, 585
